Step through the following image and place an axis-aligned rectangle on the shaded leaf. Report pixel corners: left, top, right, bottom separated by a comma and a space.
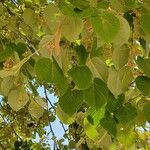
143, 103, 150, 122
135, 76, 150, 96
68, 65, 92, 90
136, 56, 150, 77
34, 58, 52, 83
59, 89, 83, 116
84, 78, 108, 109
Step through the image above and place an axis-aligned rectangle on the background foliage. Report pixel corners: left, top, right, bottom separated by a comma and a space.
0, 0, 150, 149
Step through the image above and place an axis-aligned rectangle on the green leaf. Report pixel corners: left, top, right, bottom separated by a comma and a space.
84, 78, 108, 109
107, 66, 133, 96
141, 13, 150, 38
143, 103, 150, 122
68, 0, 89, 10
100, 116, 117, 137
8, 88, 29, 111
0, 44, 15, 62
56, 105, 74, 124
84, 106, 105, 140
115, 103, 137, 124
87, 57, 108, 82
61, 16, 83, 42
59, 89, 83, 116
135, 76, 150, 96
90, 11, 120, 42
34, 58, 52, 83
68, 65, 92, 90
119, 66, 133, 91
23, 8, 37, 30
112, 44, 130, 70
52, 58, 68, 96
136, 56, 150, 77
106, 93, 124, 113
75, 45, 89, 65
58, 0, 76, 17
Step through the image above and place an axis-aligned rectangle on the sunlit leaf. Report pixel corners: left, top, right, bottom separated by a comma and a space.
8, 88, 29, 111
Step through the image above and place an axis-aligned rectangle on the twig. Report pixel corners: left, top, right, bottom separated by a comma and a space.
44, 87, 55, 110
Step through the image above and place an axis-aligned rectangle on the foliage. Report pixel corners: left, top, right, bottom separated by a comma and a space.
0, 0, 150, 149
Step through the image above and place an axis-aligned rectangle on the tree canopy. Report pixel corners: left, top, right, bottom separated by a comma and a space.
0, 0, 150, 149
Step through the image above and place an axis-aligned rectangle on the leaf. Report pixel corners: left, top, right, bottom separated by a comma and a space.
28, 99, 45, 120
61, 16, 83, 42
107, 66, 133, 96
136, 56, 150, 77
115, 103, 137, 124
0, 54, 33, 78
34, 58, 52, 83
68, 0, 89, 10
143, 103, 150, 122
38, 35, 53, 58
135, 76, 150, 96
0, 44, 15, 62
117, 125, 136, 147
59, 89, 83, 116
84, 78, 109, 109
34, 96, 47, 109
75, 45, 89, 65
119, 66, 134, 91
84, 106, 105, 140
113, 44, 130, 70
22, 8, 38, 32
113, 16, 130, 47
87, 57, 108, 82
90, 11, 120, 42
56, 105, 74, 124
141, 13, 150, 38
100, 116, 117, 137
107, 68, 122, 96
54, 25, 61, 56
106, 93, 124, 113
68, 65, 92, 90
52, 58, 68, 96
8, 88, 29, 111
43, 4, 60, 32
1, 76, 14, 96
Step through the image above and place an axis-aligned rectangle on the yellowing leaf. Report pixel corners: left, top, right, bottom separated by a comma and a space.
1, 76, 14, 96
107, 66, 133, 96
39, 35, 53, 58
87, 57, 108, 81
8, 88, 29, 111
113, 16, 130, 47
28, 99, 45, 120
0, 54, 33, 78
35, 96, 47, 109
61, 16, 83, 42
